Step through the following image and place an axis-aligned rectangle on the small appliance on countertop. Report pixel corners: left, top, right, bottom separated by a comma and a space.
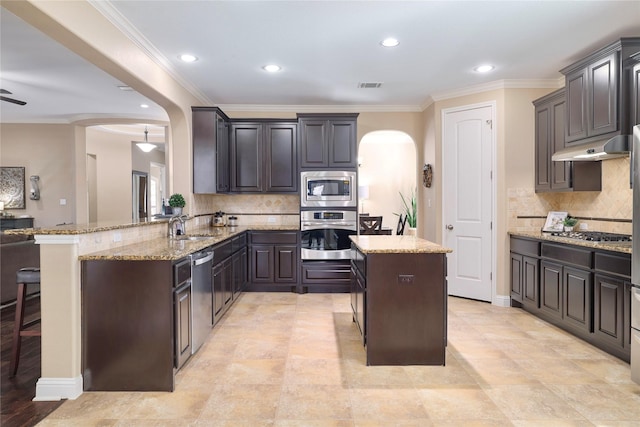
212, 211, 226, 227
228, 216, 238, 227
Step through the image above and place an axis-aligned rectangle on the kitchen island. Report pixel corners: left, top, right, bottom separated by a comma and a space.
350, 235, 452, 366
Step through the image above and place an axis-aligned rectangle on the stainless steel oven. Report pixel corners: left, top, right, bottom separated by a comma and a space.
300, 171, 357, 208
300, 210, 357, 260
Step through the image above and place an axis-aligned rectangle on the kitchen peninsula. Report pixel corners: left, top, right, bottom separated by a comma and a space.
4, 219, 297, 398
350, 235, 452, 366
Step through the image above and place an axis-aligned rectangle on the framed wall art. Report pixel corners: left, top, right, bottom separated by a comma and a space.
542, 211, 568, 232
0, 166, 26, 209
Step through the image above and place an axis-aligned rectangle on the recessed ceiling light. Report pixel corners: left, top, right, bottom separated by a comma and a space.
179, 54, 198, 63
117, 85, 134, 91
263, 64, 282, 72
140, 104, 149, 109
474, 64, 495, 73
380, 38, 399, 48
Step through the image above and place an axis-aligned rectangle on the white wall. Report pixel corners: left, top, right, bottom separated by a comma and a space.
0, 123, 76, 227
358, 131, 416, 230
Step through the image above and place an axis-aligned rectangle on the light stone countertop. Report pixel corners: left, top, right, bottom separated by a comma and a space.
2, 219, 167, 235
350, 235, 452, 254
509, 230, 631, 254
77, 225, 300, 261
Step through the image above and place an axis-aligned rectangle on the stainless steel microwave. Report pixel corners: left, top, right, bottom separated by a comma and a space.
300, 171, 357, 208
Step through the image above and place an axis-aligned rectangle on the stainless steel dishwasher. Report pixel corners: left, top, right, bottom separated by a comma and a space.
190, 249, 214, 354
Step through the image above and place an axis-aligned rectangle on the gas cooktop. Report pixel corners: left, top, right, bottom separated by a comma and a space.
548, 231, 632, 243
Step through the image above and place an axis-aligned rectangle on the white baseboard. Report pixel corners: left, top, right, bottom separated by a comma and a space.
33, 376, 83, 401
492, 294, 511, 307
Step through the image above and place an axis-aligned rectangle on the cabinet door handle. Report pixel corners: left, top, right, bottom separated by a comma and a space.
446, 224, 454, 230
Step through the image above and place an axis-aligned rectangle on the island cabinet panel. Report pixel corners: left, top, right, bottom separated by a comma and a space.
82, 260, 175, 391
351, 245, 447, 366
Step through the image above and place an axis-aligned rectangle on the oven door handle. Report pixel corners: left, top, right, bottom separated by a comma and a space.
301, 222, 356, 230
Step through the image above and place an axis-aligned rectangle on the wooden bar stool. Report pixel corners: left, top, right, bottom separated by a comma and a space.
10, 267, 41, 377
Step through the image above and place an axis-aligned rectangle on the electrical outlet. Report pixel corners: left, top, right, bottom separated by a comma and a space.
112, 232, 122, 243
59, 198, 67, 205
267, 216, 276, 223
398, 274, 415, 284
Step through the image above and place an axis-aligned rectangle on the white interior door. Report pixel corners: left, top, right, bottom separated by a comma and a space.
443, 104, 494, 302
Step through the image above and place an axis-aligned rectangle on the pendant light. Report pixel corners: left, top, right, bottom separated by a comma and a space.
135, 126, 156, 153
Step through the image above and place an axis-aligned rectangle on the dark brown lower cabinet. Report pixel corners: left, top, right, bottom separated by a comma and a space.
174, 280, 192, 370
82, 260, 176, 391
510, 235, 631, 362
594, 274, 625, 349
300, 260, 351, 293
540, 260, 563, 320
563, 266, 592, 333
247, 231, 299, 291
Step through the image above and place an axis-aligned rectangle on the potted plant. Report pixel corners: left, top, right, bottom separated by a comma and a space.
168, 193, 186, 216
397, 188, 417, 235
563, 216, 578, 232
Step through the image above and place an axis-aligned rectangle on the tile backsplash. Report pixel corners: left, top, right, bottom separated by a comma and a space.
509, 157, 632, 234
193, 194, 300, 226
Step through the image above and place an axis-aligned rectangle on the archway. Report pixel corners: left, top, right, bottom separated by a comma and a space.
358, 130, 417, 232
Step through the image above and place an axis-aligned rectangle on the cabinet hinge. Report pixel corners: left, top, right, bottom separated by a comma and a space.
490, 272, 493, 281
490, 221, 492, 230
486, 119, 493, 129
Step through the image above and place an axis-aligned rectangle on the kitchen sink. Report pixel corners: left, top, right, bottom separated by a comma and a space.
173, 235, 211, 241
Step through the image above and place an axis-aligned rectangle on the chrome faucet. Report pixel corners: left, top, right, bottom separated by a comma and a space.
168, 214, 188, 238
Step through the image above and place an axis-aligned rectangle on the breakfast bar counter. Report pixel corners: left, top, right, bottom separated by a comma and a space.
349, 235, 451, 366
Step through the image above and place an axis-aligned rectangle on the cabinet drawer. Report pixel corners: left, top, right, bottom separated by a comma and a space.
214, 241, 232, 261
232, 232, 247, 252
542, 243, 592, 268
594, 252, 631, 278
301, 261, 350, 284
510, 237, 540, 257
250, 231, 298, 244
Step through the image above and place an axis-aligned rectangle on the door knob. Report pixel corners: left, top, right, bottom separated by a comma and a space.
446, 224, 454, 230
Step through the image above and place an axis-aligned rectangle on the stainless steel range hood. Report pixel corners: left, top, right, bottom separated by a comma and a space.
552, 134, 631, 161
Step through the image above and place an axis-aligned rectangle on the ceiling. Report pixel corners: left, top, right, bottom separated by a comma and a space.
1, 1, 639, 128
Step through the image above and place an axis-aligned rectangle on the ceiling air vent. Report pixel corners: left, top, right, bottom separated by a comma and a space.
358, 82, 382, 89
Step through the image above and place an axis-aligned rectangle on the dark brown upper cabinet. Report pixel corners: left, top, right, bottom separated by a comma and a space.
229, 120, 298, 193
533, 89, 601, 193
534, 89, 570, 191
561, 38, 640, 146
192, 107, 230, 194
632, 53, 640, 126
298, 113, 359, 170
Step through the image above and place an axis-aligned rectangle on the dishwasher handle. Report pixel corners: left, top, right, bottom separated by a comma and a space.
192, 251, 214, 266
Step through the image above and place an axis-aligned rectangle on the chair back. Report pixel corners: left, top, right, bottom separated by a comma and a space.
396, 214, 408, 235
359, 216, 383, 234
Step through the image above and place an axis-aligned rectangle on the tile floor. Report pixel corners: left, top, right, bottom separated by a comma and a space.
37, 293, 640, 426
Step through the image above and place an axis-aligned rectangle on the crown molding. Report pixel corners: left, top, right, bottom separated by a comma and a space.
89, 0, 212, 105
430, 78, 563, 102
217, 104, 424, 113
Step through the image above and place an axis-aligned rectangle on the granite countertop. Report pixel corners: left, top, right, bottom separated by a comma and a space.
78, 225, 299, 261
509, 230, 632, 254
2, 219, 168, 235
350, 235, 452, 254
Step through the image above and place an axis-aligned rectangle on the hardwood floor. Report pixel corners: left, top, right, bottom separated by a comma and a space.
1, 297, 62, 427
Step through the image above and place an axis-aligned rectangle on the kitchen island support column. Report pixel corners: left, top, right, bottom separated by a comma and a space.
33, 235, 83, 401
